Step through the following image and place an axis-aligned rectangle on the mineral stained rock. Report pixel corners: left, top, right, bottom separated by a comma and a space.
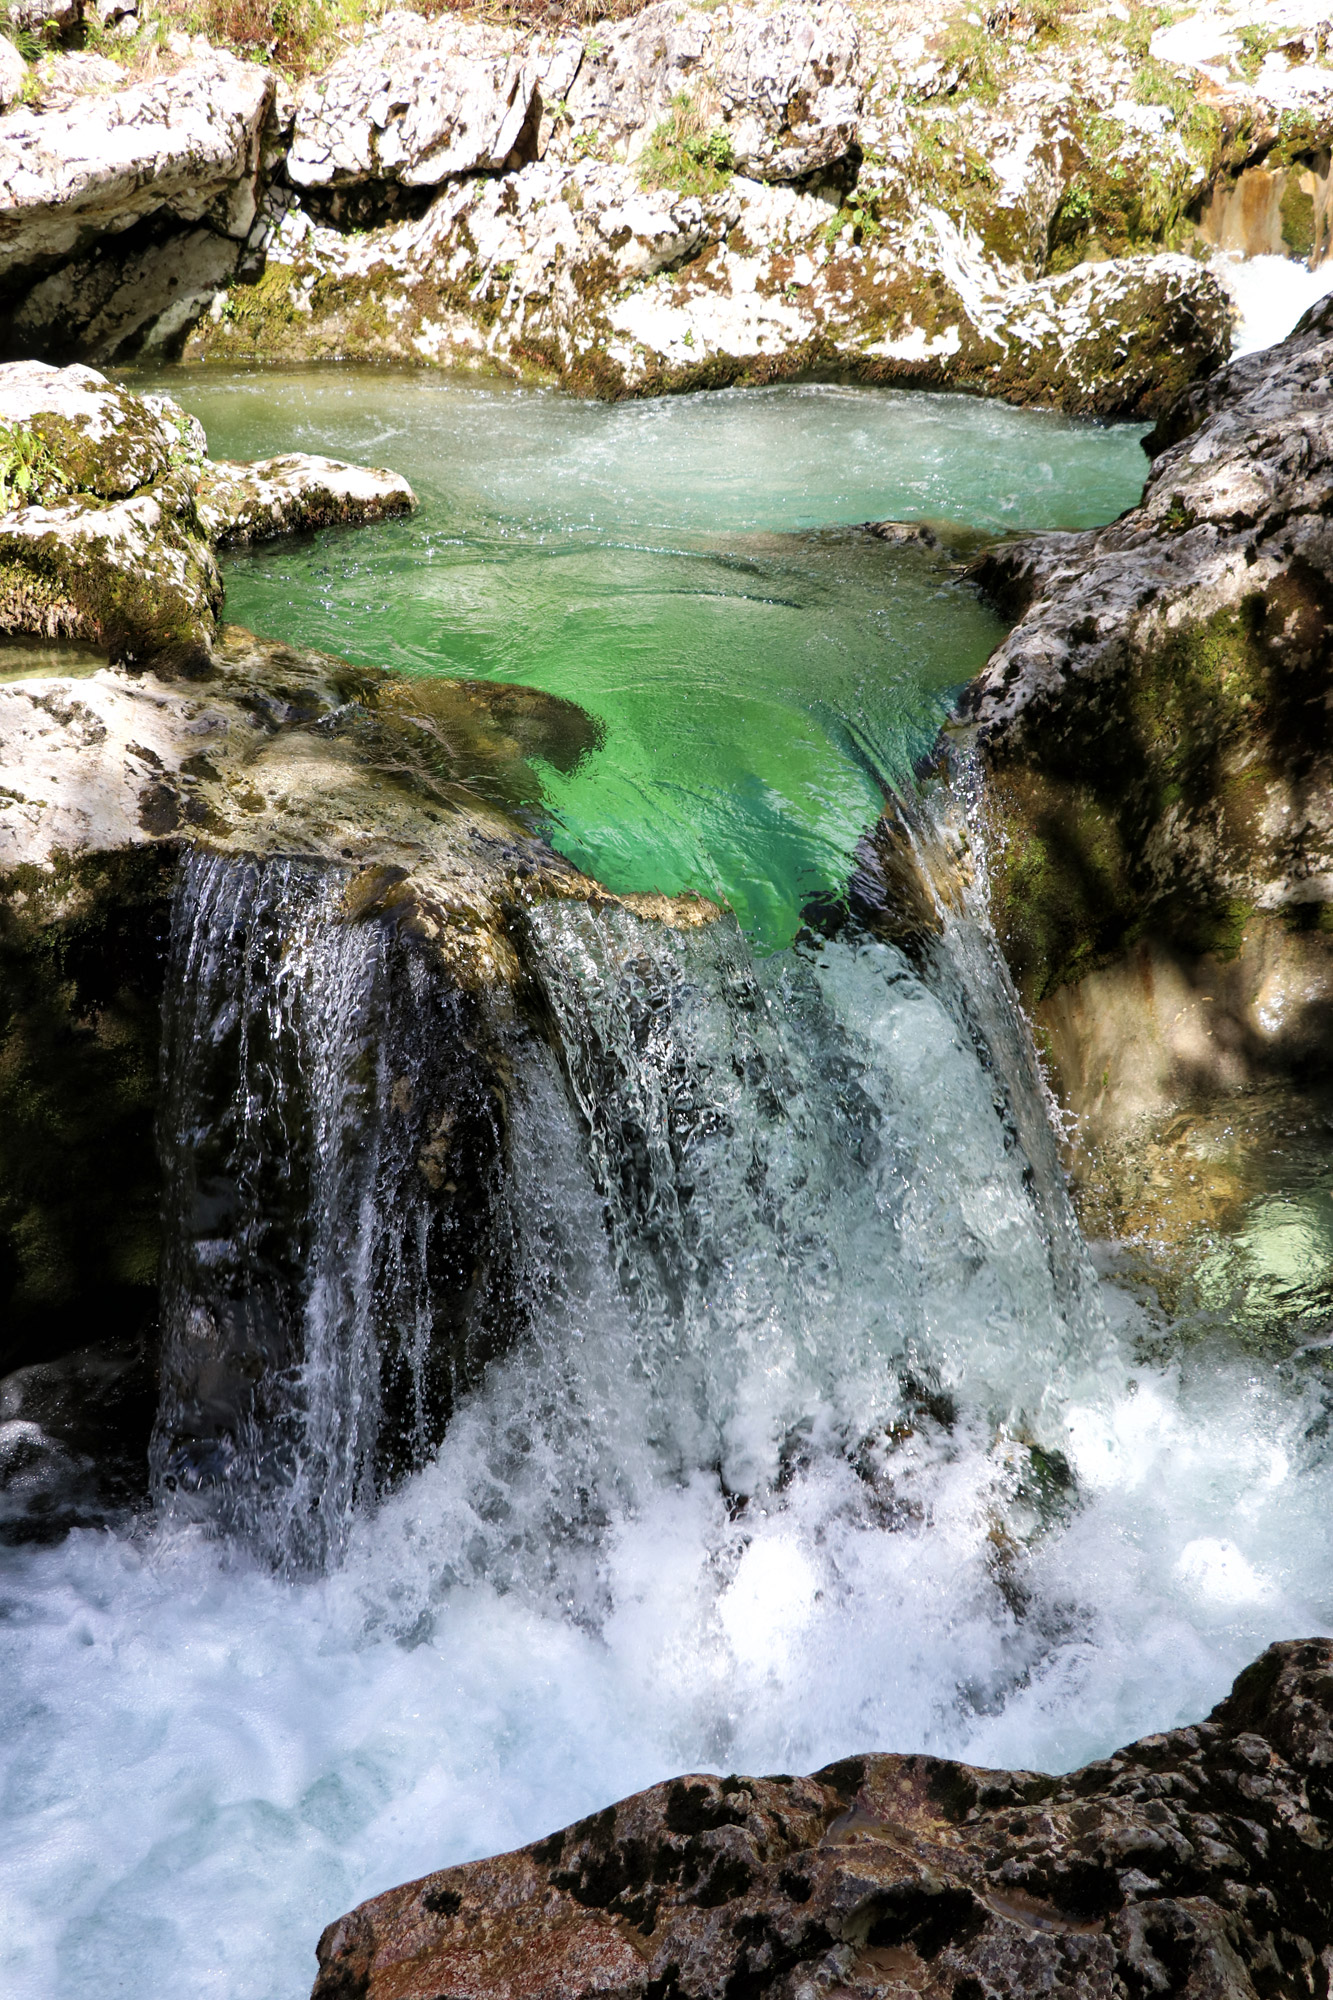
6, 0, 1333, 405
195, 452, 417, 544
311, 1637, 1333, 2000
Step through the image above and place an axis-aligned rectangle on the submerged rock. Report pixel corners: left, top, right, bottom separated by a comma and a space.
958, 291, 1333, 1237
0, 360, 415, 669
312, 1636, 1333, 2000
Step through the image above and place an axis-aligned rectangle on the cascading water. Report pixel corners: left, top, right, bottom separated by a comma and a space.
153, 850, 513, 1571
151, 839, 1104, 1581
4, 377, 1332, 2000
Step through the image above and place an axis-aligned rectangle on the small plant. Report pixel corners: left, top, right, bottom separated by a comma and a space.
1234, 22, 1282, 82
638, 90, 734, 197
823, 183, 884, 247
0, 428, 64, 510
930, 15, 1001, 104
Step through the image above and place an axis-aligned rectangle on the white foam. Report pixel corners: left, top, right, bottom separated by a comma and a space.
2, 922, 1331, 2000
1215, 250, 1333, 357
2, 1340, 1329, 2000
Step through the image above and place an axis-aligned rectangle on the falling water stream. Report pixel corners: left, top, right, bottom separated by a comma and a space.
3, 375, 1332, 2000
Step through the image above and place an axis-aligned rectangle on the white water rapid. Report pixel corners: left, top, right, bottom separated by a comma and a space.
3, 832, 1332, 2000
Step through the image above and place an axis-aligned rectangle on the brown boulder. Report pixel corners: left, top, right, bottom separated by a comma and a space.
312, 1637, 1333, 2000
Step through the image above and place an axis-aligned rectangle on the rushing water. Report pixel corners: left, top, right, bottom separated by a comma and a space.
3, 378, 1332, 2000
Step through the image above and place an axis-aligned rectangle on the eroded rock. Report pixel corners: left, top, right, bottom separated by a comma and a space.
559, 0, 862, 182
0, 52, 274, 320
287, 11, 539, 192
196, 452, 416, 543
0, 610, 710, 1540
311, 1637, 1333, 2000
195, 159, 1231, 416
956, 290, 1333, 1228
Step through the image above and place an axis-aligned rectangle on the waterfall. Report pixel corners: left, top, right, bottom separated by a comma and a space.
152, 850, 514, 1571
150, 821, 1109, 1575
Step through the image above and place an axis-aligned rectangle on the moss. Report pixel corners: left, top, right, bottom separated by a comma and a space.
1234, 22, 1283, 82
1280, 177, 1316, 258
0, 505, 219, 674
986, 583, 1332, 1002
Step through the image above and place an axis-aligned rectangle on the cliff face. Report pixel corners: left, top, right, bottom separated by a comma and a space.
3, 0, 1333, 406
311, 1637, 1333, 2000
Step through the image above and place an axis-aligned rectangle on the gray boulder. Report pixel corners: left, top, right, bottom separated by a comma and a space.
196, 451, 416, 544
955, 293, 1333, 1231
287, 11, 538, 191
0, 52, 273, 319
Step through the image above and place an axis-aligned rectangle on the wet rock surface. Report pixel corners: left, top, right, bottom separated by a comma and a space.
311, 1637, 1333, 2000
195, 451, 416, 543
956, 291, 1333, 1228
0, 621, 706, 1540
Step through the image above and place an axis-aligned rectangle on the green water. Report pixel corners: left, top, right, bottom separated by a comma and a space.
132, 368, 1150, 943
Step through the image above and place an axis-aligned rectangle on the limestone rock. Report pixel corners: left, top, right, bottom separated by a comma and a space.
196, 161, 1229, 417
0, 617, 706, 1515
0, 53, 273, 304
311, 1637, 1333, 2000
0, 361, 419, 667
955, 292, 1333, 1213
0, 358, 220, 669
196, 453, 416, 543
6, 0, 81, 40
287, 12, 538, 191
714, 0, 861, 181
0, 39, 28, 114
12, 220, 242, 362
562, 0, 862, 183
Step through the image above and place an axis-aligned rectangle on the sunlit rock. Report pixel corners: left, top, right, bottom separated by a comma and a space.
287, 12, 541, 192
958, 290, 1333, 1239
0, 360, 418, 668
0, 52, 274, 331
312, 1637, 1333, 2000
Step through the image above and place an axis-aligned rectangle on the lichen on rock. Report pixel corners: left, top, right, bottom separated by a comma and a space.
0, 359, 418, 670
